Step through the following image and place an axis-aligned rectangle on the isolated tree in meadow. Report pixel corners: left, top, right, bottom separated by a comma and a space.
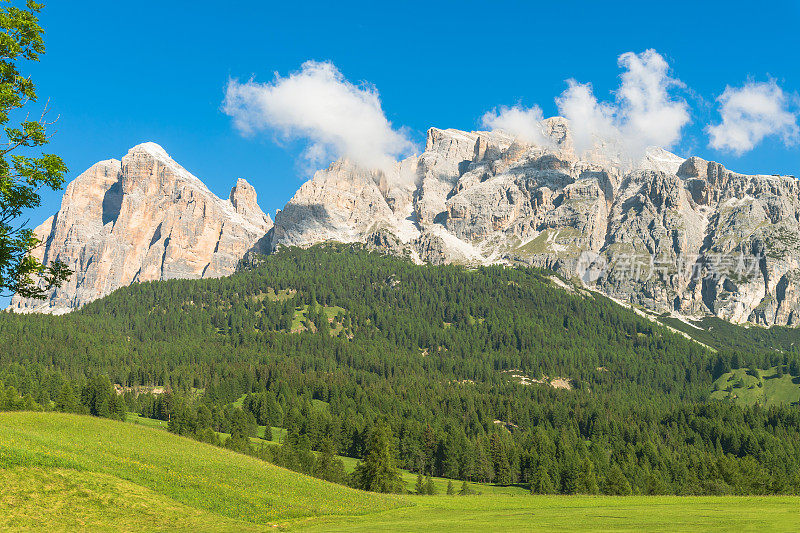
414, 471, 425, 494
352, 422, 404, 493
0, 1, 71, 298
425, 475, 436, 495
446, 480, 455, 495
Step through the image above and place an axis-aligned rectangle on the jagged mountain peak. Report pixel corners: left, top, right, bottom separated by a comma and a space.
10, 143, 272, 314
273, 123, 800, 326
12, 129, 800, 326
230, 177, 272, 226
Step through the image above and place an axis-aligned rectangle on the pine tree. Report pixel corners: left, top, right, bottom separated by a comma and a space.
55, 383, 77, 412
604, 464, 632, 495
489, 433, 511, 484
415, 472, 425, 494
446, 480, 455, 495
352, 422, 404, 493
425, 475, 436, 495
314, 438, 345, 484
531, 465, 555, 494
577, 458, 599, 494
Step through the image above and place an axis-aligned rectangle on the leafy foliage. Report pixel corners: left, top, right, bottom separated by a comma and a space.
0, 0, 70, 298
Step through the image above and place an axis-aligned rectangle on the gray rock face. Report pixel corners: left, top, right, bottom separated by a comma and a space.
10, 142, 272, 314
272, 120, 800, 326
14, 123, 800, 327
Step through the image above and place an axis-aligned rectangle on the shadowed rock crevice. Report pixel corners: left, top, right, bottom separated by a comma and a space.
101, 180, 123, 226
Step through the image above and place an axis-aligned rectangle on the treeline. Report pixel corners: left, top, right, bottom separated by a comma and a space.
0, 375, 125, 419
2, 244, 800, 495
161, 383, 800, 495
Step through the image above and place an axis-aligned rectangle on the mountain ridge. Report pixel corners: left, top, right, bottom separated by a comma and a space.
11, 119, 800, 325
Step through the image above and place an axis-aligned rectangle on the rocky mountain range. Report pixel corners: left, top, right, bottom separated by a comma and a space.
11, 121, 800, 326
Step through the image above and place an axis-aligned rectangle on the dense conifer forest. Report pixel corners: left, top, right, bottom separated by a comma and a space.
2, 244, 800, 495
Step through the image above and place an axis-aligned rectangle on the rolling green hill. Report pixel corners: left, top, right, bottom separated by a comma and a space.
3, 246, 800, 495
2, 412, 800, 532
0, 412, 404, 529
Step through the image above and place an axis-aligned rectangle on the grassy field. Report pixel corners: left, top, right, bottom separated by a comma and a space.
291, 494, 800, 532
336, 454, 528, 496
1, 466, 256, 532
710, 367, 800, 406
126, 412, 169, 430
0, 412, 404, 529
2, 412, 800, 531
291, 304, 346, 334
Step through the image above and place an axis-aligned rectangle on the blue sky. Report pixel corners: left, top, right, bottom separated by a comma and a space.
23, 0, 800, 225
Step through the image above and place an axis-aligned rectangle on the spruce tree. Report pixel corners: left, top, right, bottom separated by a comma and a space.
425, 475, 436, 495
415, 472, 425, 494
352, 422, 404, 493
531, 465, 555, 494
605, 465, 632, 495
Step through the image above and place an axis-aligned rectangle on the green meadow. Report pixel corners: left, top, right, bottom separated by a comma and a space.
711, 366, 800, 406
2, 412, 799, 531
292, 494, 800, 532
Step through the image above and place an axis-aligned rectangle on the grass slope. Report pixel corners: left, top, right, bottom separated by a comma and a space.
2, 412, 800, 532
0, 412, 405, 528
1, 467, 256, 532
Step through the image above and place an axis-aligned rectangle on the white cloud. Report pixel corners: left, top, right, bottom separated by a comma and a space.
555, 49, 690, 165
706, 80, 799, 154
554, 81, 617, 155
480, 50, 690, 167
223, 60, 415, 173
615, 50, 690, 151
480, 104, 553, 146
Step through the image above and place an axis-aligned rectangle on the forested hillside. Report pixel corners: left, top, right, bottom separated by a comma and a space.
2, 245, 800, 495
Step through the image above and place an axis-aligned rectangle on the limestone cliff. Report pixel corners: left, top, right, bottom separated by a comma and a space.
272, 119, 800, 326
13, 124, 800, 327
9, 142, 272, 313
